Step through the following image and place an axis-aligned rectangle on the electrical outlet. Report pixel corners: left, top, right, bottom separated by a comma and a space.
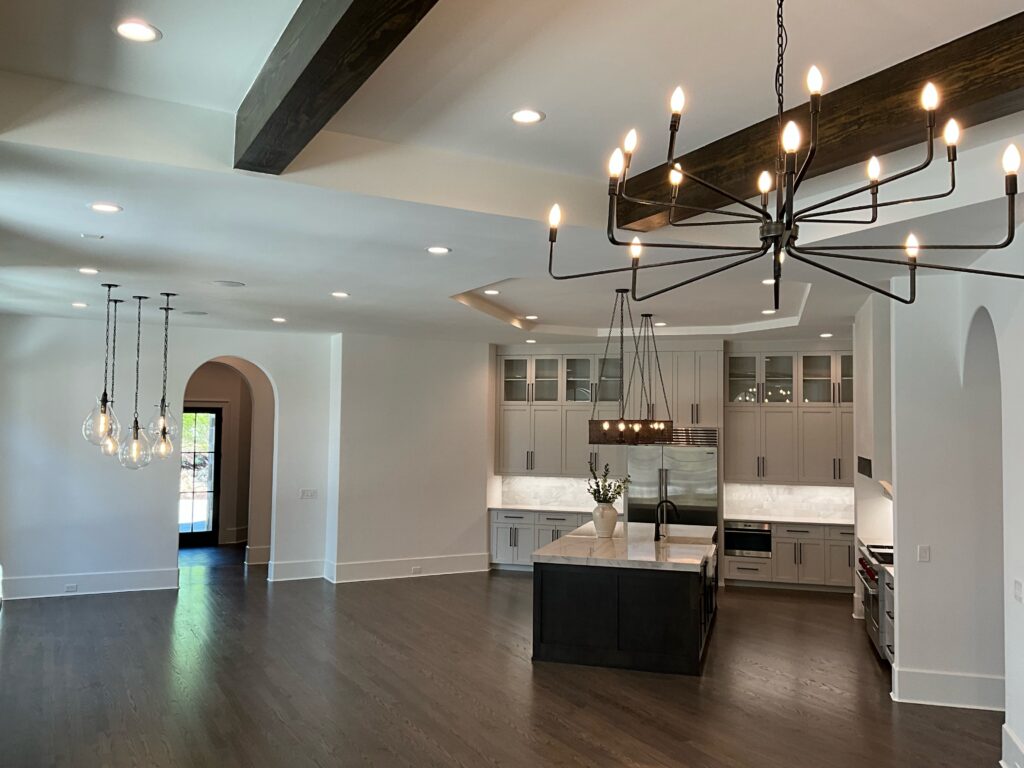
1015, 579, 1023, 604
299, 488, 318, 500
411, 566, 422, 575
916, 545, 931, 563
65, 584, 78, 593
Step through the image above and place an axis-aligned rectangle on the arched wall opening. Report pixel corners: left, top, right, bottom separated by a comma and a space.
178, 356, 276, 568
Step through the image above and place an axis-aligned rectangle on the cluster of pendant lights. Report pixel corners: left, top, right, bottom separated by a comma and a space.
81, 285, 178, 469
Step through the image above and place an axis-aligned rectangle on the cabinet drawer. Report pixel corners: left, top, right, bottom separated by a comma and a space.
724, 558, 772, 581
491, 510, 535, 524
536, 512, 580, 526
772, 523, 825, 539
826, 525, 855, 541
883, 570, 894, 593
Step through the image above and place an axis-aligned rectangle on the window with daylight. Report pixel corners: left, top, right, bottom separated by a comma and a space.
178, 408, 221, 547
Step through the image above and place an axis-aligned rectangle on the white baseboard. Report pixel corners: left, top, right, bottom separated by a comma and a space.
327, 552, 489, 583
1, 567, 179, 600
267, 559, 323, 582
245, 544, 270, 565
892, 665, 1005, 711
1003, 723, 1024, 768
221, 526, 248, 545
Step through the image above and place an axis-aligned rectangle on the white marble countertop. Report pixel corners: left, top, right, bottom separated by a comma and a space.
723, 508, 854, 525
489, 504, 597, 514
532, 522, 716, 572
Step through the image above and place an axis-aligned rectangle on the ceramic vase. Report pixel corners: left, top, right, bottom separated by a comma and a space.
592, 502, 617, 538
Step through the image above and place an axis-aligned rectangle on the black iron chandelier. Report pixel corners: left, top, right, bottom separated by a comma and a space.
546, 0, 1021, 308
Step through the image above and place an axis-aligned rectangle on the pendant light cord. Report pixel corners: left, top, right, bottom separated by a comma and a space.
102, 285, 112, 395
133, 297, 144, 421
161, 301, 170, 407
110, 301, 119, 405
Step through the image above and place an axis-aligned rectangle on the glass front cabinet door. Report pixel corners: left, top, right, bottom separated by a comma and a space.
564, 356, 594, 403
500, 356, 563, 404
762, 355, 795, 404
532, 357, 561, 402
798, 352, 853, 406
727, 355, 758, 404
501, 357, 530, 403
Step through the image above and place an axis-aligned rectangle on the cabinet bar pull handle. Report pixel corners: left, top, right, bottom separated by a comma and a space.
762, 456, 766, 477
787, 529, 809, 533
848, 545, 852, 568
798, 542, 803, 565
696, 403, 700, 424
737, 566, 759, 572
837, 458, 841, 479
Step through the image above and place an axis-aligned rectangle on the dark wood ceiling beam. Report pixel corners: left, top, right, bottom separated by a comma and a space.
234, 0, 439, 175
618, 12, 1024, 230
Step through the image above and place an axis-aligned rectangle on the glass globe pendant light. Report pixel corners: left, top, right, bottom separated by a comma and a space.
100, 298, 125, 457
82, 284, 122, 446
147, 292, 178, 459
119, 296, 153, 469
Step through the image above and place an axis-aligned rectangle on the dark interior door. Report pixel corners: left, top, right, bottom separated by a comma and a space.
178, 407, 222, 548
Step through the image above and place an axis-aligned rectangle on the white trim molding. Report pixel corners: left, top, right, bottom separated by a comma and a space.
893, 665, 1005, 711
1003, 723, 1024, 768
245, 544, 270, 565
1, 568, 179, 600
326, 552, 489, 583
267, 559, 323, 582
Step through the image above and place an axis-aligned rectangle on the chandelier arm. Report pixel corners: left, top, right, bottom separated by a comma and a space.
678, 170, 771, 218
669, 218, 763, 228
791, 245, 1024, 280
618, 188, 766, 222
785, 248, 917, 304
794, 109, 819, 191
548, 242, 766, 282
797, 161, 955, 223
606, 196, 762, 251
794, 122, 936, 219
802, 193, 1016, 251
630, 247, 769, 302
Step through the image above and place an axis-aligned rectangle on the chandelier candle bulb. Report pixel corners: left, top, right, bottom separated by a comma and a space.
782, 121, 801, 154
629, 236, 643, 260
944, 119, 960, 161
623, 129, 638, 170
905, 233, 920, 260
867, 156, 881, 182
548, 203, 561, 242
669, 163, 683, 202
608, 148, 624, 193
921, 82, 939, 126
806, 65, 823, 95
1005, 144, 1021, 195
667, 86, 684, 160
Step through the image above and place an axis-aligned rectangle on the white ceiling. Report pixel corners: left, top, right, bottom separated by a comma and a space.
0, 0, 1020, 342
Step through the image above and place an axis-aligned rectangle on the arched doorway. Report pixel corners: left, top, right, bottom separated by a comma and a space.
177, 356, 276, 575
961, 308, 1004, 704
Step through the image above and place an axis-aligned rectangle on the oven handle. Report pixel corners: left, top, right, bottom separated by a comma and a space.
856, 568, 878, 596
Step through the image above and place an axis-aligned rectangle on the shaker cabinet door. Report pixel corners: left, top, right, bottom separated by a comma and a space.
562, 407, 592, 477
531, 406, 563, 475
498, 406, 530, 474
694, 350, 721, 427
724, 408, 760, 482
761, 408, 798, 483
798, 409, 839, 483
797, 540, 826, 584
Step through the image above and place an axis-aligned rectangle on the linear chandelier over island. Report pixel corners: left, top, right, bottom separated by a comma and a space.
545, 0, 1021, 307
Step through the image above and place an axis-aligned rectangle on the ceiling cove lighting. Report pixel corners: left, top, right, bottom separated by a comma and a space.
119, 296, 153, 469
426, 246, 451, 255
82, 284, 121, 448
89, 202, 122, 214
544, 0, 1021, 309
115, 19, 163, 42
78, 267, 100, 275
512, 109, 545, 124
148, 293, 178, 460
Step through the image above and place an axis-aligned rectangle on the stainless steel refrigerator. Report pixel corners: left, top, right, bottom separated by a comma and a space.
626, 444, 719, 527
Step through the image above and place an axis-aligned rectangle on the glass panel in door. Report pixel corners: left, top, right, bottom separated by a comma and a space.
596, 357, 623, 404
502, 358, 529, 402
564, 356, 593, 402
532, 357, 560, 402
179, 408, 221, 547
727, 356, 758, 403
801, 354, 833, 404
840, 354, 854, 404
763, 355, 794, 403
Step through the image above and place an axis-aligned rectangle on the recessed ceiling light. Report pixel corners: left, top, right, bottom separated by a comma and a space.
89, 202, 122, 214
820, 332, 834, 338
655, 321, 667, 327
484, 289, 500, 296
761, 309, 777, 315
524, 315, 539, 321
71, 302, 88, 309
512, 109, 545, 124
212, 280, 246, 288
762, 278, 776, 285
426, 246, 451, 255
80, 233, 105, 240
182, 310, 208, 316
331, 291, 350, 298
272, 317, 287, 323
525, 339, 537, 344
78, 267, 100, 275
115, 19, 162, 42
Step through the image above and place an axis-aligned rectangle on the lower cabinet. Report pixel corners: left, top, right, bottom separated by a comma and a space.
490, 509, 587, 567
825, 540, 855, 586
491, 522, 535, 566
772, 538, 825, 584
725, 523, 854, 588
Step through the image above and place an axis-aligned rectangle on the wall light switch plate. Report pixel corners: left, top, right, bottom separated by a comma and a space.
411, 566, 422, 575
299, 489, 318, 500
916, 545, 931, 563
1015, 579, 1023, 604
65, 584, 78, 593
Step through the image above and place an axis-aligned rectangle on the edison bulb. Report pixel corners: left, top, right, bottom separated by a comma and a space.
119, 425, 153, 469
921, 82, 939, 111
82, 398, 121, 446
632, 423, 641, 433
905, 233, 920, 260
757, 170, 773, 194
608, 148, 625, 178
867, 156, 881, 182
781, 121, 801, 153
147, 404, 179, 441
548, 203, 561, 228
806, 65, 823, 95
630, 236, 643, 260
1003, 144, 1021, 175
623, 129, 638, 155
100, 433, 119, 457
669, 163, 683, 187
618, 421, 626, 432
670, 86, 685, 115
943, 119, 960, 147
602, 421, 610, 431
153, 434, 174, 460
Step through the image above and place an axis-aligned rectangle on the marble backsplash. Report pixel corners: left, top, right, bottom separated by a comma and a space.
501, 476, 622, 511
724, 483, 854, 518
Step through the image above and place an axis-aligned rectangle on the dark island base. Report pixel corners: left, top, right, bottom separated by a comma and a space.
532, 561, 717, 675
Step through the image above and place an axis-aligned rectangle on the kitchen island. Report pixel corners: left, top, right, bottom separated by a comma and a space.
532, 522, 717, 675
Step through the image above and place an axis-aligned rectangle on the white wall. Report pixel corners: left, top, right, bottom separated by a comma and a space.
0, 314, 331, 598
328, 332, 492, 581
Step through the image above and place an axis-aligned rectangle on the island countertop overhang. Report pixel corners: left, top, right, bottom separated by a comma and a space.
532, 521, 717, 573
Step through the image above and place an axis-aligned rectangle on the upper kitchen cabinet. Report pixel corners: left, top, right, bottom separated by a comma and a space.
727, 353, 795, 406
677, 350, 721, 427
625, 351, 676, 422
499, 355, 563, 404
563, 356, 596, 403
798, 352, 853, 406
595, 356, 624, 406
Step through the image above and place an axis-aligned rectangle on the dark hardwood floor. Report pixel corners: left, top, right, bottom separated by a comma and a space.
0, 570, 1001, 767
